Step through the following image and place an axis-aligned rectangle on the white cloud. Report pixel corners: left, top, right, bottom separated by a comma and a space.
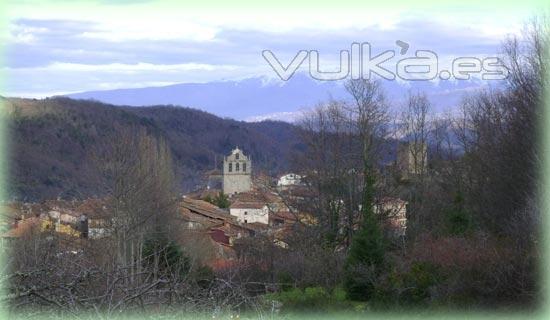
4, 62, 239, 73
79, 20, 218, 42
7, 24, 49, 43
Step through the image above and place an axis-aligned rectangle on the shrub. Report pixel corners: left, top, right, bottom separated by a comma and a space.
372, 262, 443, 308
444, 192, 472, 236
264, 287, 330, 311
205, 191, 230, 208
400, 262, 442, 305
194, 265, 215, 289
276, 271, 295, 291
203, 194, 213, 204
142, 235, 190, 278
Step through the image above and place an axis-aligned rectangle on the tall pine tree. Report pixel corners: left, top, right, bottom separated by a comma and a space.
343, 155, 385, 301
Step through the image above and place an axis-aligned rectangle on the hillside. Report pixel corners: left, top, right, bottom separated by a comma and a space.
4, 97, 305, 201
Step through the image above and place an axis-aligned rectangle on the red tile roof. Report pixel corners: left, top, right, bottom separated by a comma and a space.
230, 201, 266, 209
1, 217, 40, 238
271, 211, 298, 221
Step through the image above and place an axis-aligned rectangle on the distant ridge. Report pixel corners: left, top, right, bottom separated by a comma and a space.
6, 97, 304, 201
66, 74, 494, 121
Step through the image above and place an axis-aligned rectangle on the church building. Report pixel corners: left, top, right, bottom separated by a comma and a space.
223, 147, 252, 195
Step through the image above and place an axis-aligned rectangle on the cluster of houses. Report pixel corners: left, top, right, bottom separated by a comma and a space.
0, 196, 297, 271
0, 148, 309, 270
1, 147, 410, 270
0, 198, 109, 241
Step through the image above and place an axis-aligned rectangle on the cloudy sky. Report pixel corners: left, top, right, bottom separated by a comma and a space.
1, 0, 540, 97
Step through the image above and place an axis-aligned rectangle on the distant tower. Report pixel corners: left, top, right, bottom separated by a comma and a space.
397, 141, 427, 179
223, 147, 252, 195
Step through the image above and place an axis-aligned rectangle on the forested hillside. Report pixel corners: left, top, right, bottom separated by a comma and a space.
4, 97, 304, 201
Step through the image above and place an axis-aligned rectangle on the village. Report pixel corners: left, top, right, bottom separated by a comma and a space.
0, 2, 542, 311
0, 146, 412, 272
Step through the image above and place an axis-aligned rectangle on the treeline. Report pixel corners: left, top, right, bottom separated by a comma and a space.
275, 20, 545, 310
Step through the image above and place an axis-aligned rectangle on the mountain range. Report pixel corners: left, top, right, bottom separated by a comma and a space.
66, 74, 494, 121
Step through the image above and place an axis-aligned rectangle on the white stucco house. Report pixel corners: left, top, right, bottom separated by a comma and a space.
229, 201, 269, 225
277, 173, 303, 189
375, 197, 408, 237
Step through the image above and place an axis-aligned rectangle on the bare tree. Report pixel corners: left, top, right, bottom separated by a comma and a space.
295, 79, 390, 248
400, 91, 429, 178
344, 79, 389, 171
97, 127, 179, 284
398, 92, 430, 236
456, 18, 546, 234
297, 100, 360, 246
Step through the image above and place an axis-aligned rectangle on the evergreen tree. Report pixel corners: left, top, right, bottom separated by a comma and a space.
445, 191, 472, 236
344, 166, 385, 301
142, 232, 190, 278
213, 191, 230, 208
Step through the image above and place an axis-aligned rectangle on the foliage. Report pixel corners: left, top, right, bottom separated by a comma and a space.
193, 265, 216, 289
205, 191, 230, 209
372, 262, 443, 308
203, 194, 213, 203
6, 97, 303, 201
142, 234, 191, 278
276, 271, 295, 291
264, 286, 334, 311
444, 192, 472, 236
344, 205, 385, 301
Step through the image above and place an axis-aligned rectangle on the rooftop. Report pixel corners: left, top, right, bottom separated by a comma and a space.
230, 201, 267, 209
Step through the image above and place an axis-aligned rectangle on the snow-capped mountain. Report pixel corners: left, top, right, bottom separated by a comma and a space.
66, 73, 499, 121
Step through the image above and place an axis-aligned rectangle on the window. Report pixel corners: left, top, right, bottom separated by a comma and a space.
236, 163, 240, 171
244, 211, 247, 215
244, 219, 248, 224
243, 163, 246, 172
235, 153, 240, 160
228, 162, 232, 172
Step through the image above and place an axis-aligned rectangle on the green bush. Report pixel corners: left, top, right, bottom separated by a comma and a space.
445, 192, 472, 236
204, 191, 230, 209
263, 286, 364, 312
373, 262, 443, 308
331, 286, 347, 302
400, 262, 442, 305
142, 235, 191, 278
276, 271, 295, 291
264, 287, 330, 311
445, 210, 471, 235
194, 265, 215, 289
203, 194, 213, 204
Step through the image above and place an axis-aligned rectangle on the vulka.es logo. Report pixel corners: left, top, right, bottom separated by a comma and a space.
262, 41, 509, 81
